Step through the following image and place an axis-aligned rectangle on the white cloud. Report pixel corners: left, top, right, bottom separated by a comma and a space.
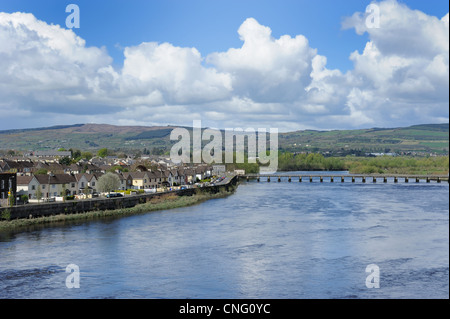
121, 42, 232, 105
342, 1, 449, 126
0, 1, 448, 132
207, 17, 317, 103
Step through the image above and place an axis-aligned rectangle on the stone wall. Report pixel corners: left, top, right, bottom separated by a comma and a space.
0, 176, 237, 220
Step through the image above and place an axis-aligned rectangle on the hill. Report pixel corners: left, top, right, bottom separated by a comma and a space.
279, 123, 449, 155
0, 123, 448, 155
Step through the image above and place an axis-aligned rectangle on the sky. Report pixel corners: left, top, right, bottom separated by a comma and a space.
0, 0, 448, 132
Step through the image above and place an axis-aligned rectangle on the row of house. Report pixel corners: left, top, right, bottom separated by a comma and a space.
15, 165, 213, 200
0, 159, 106, 175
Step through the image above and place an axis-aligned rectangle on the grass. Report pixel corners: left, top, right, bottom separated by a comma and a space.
0, 186, 236, 233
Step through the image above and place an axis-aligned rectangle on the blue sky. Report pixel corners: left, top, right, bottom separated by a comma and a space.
0, 0, 448, 131
1, 0, 447, 70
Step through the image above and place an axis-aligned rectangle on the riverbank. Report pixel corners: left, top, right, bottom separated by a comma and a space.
0, 185, 237, 233
275, 153, 449, 175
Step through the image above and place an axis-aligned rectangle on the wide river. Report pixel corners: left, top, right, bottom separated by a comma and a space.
0, 171, 448, 299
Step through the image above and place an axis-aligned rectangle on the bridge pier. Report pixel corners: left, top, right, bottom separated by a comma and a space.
245, 174, 446, 185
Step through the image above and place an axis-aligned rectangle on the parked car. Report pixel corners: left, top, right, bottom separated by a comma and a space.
106, 193, 123, 198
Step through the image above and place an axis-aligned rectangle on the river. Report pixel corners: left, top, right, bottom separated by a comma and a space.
0, 171, 448, 299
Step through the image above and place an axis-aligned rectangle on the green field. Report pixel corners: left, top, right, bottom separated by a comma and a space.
0, 123, 448, 156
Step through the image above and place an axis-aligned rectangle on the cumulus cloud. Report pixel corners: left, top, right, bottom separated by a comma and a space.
0, 0, 448, 131
0, 12, 114, 114
340, 1, 449, 127
121, 42, 232, 105
207, 18, 317, 103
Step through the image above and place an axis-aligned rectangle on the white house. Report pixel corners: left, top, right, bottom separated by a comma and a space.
18, 174, 78, 199
75, 174, 101, 194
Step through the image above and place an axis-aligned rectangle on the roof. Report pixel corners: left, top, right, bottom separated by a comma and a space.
34, 174, 77, 185
129, 171, 149, 179
34, 151, 72, 157
74, 173, 103, 182
16, 175, 33, 185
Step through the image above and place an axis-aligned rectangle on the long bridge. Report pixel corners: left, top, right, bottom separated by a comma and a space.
240, 174, 449, 183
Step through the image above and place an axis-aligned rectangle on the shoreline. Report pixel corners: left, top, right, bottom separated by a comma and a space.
0, 185, 237, 233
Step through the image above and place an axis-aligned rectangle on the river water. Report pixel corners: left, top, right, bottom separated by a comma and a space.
0, 171, 448, 299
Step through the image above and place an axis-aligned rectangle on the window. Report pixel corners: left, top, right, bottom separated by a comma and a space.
81, 182, 84, 188
42, 185, 46, 189
32, 185, 36, 190
71, 183, 75, 188
92, 182, 95, 186
52, 184, 56, 189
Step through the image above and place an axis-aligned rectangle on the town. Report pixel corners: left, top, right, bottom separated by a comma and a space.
0, 150, 231, 207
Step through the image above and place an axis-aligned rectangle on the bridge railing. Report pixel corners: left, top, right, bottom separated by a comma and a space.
240, 174, 449, 183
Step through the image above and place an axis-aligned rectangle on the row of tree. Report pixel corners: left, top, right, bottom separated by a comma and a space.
278, 152, 346, 171
345, 155, 449, 174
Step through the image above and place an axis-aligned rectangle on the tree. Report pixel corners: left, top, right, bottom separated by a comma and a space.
98, 148, 108, 158
83, 184, 90, 196
81, 152, 93, 161
59, 156, 72, 166
71, 149, 82, 160
35, 185, 43, 203
97, 173, 120, 194
35, 168, 48, 175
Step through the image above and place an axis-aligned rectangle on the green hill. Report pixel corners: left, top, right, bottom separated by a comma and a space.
0, 123, 448, 155
279, 123, 449, 155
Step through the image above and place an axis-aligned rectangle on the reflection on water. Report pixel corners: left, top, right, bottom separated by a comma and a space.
0, 172, 448, 299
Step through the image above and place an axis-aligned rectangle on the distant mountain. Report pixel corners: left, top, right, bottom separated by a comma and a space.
278, 123, 449, 155
0, 123, 448, 155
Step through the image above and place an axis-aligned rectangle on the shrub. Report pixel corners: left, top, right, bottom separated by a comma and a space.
1, 209, 11, 221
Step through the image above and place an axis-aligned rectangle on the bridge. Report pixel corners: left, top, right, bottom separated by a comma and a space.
240, 174, 449, 183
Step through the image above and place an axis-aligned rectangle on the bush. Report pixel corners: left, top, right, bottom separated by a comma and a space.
1, 209, 11, 221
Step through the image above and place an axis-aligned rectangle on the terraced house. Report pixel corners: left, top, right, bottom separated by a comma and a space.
75, 173, 101, 195
17, 174, 77, 200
